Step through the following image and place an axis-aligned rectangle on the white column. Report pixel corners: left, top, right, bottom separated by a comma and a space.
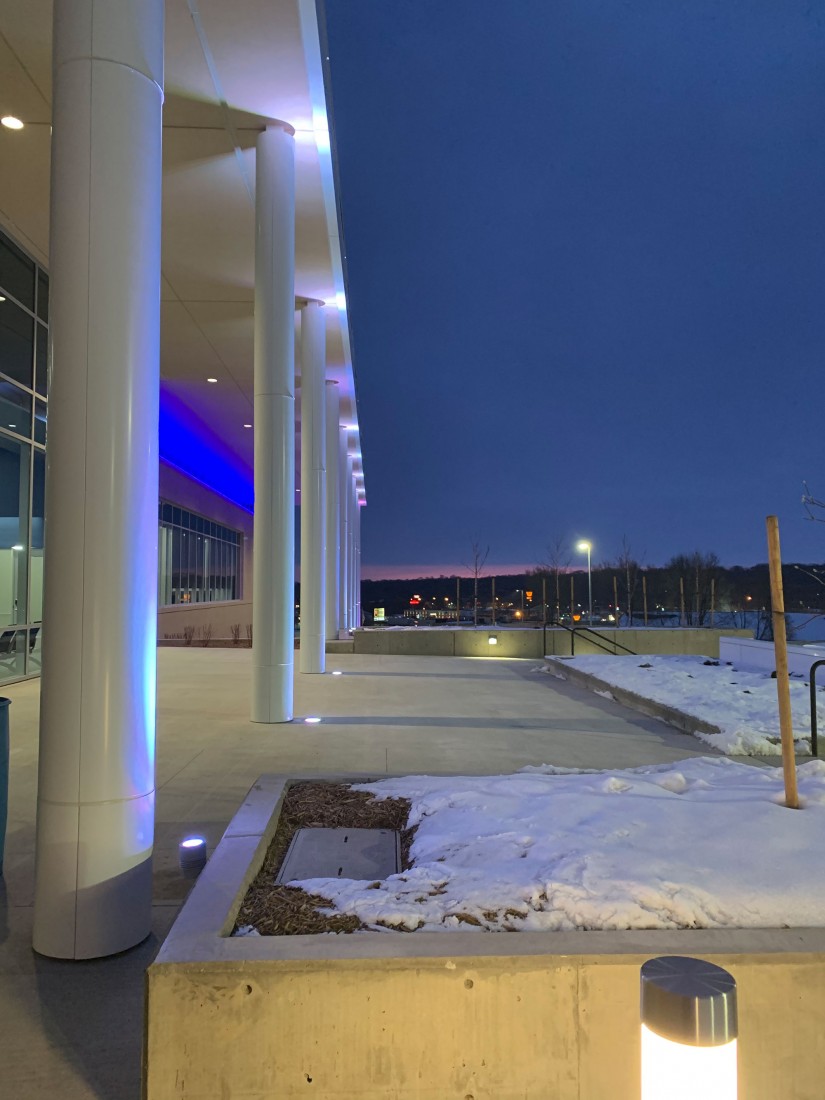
338, 430, 349, 633
33, 0, 163, 960
346, 455, 355, 630
251, 123, 296, 722
354, 496, 362, 627
299, 301, 325, 674
325, 381, 340, 640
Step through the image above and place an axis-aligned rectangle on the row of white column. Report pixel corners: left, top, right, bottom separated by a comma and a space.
32, 1, 361, 960
251, 122, 362, 723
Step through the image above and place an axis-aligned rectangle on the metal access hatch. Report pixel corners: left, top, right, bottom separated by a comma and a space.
275, 827, 401, 884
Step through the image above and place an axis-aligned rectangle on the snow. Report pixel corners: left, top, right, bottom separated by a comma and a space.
549, 653, 824, 755
281, 758, 825, 933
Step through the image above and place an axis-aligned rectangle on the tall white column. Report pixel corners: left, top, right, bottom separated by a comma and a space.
33, 0, 164, 960
355, 497, 362, 627
346, 455, 355, 630
251, 123, 296, 722
325, 381, 340, 640
299, 301, 325, 674
338, 430, 349, 633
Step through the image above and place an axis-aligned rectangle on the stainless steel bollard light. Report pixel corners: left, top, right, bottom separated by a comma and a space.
178, 836, 208, 876
640, 956, 738, 1100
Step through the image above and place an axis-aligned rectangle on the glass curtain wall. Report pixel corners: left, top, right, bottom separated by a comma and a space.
0, 228, 48, 683
157, 502, 241, 606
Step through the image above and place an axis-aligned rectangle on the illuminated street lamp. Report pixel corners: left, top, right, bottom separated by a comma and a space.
641, 956, 737, 1100
576, 540, 592, 624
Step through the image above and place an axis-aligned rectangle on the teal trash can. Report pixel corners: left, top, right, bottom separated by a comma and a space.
0, 698, 9, 876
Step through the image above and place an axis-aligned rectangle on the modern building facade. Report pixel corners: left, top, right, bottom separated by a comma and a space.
0, 0, 364, 958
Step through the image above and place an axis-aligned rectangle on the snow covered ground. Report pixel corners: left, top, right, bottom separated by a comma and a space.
283, 759, 825, 933
548, 653, 824, 755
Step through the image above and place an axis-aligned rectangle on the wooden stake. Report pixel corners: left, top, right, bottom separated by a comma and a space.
679, 576, 685, 626
643, 574, 648, 626
766, 516, 799, 809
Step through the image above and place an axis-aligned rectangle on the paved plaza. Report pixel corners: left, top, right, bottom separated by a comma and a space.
2, 649, 723, 1098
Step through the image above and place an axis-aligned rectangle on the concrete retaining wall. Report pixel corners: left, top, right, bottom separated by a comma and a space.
145, 775, 825, 1100
354, 626, 751, 660
720, 635, 825, 677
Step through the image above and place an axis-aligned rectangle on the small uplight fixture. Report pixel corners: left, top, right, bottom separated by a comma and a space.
488, 635, 498, 646
331, 670, 343, 676
640, 955, 737, 1100
304, 716, 322, 724
178, 836, 208, 876
1, 115, 24, 130
243, 423, 252, 429
206, 377, 218, 383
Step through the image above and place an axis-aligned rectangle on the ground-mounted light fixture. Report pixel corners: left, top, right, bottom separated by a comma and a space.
640, 955, 737, 1100
206, 377, 217, 383
178, 836, 207, 876
488, 635, 498, 646
331, 670, 342, 676
304, 716, 322, 724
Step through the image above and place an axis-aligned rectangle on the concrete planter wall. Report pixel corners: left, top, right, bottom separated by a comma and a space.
145, 774, 825, 1099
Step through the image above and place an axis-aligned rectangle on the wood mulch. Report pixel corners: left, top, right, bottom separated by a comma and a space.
233, 781, 414, 936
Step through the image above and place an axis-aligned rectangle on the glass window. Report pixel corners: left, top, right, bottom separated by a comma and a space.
30, 450, 45, 623
37, 270, 49, 323
35, 322, 48, 396
0, 297, 34, 388
0, 435, 30, 628
0, 232, 35, 312
33, 400, 47, 445
0, 382, 32, 437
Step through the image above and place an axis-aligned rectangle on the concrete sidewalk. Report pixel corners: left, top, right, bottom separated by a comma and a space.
2, 650, 726, 1099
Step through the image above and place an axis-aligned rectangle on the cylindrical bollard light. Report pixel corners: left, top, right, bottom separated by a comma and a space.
178, 836, 208, 877
0, 698, 9, 876
641, 956, 737, 1100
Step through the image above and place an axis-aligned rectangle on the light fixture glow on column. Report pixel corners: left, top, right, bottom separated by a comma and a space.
1, 115, 24, 130
641, 956, 737, 1100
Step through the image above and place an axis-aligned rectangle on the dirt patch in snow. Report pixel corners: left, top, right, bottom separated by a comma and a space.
233, 781, 413, 936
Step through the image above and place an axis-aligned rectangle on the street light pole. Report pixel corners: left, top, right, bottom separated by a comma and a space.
576, 541, 592, 624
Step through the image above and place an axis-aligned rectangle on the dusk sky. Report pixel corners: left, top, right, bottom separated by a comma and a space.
325, 0, 825, 578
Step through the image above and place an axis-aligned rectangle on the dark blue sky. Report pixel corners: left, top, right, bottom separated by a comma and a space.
325, 0, 825, 574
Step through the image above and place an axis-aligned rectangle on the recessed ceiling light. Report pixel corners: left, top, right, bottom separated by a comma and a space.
243, 423, 252, 428
0, 296, 6, 302
1, 116, 24, 130
8, 424, 15, 428
207, 377, 218, 383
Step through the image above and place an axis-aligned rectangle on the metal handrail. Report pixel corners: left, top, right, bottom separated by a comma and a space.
809, 659, 825, 758
550, 622, 636, 657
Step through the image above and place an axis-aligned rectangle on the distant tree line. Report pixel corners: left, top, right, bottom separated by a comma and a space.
359, 554, 825, 622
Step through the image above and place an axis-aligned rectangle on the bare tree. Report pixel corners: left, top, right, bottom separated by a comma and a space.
535, 537, 570, 623
463, 541, 489, 627
664, 551, 721, 626
803, 482, 825, 523
616, 536, 643, 627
